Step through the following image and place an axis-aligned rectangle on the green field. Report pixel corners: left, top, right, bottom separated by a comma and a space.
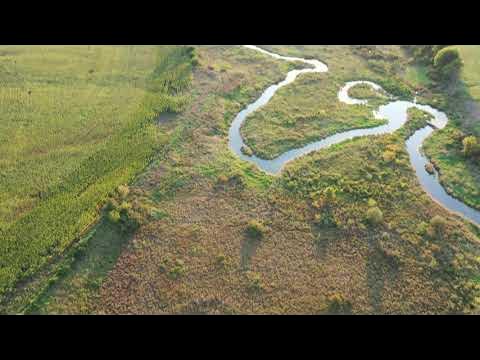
0, 45, 195, 299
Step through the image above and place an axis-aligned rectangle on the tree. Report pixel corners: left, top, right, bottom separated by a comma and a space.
433, 47, 463, 81
429, 215, 447, 238
246, 220, 266, 239
462, 136, 478, 158
403, 45, 448, 65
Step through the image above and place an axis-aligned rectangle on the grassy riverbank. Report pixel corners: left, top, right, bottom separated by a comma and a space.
415, 46, 480, 211
241, 74, 389, 159
241, 45, 414, 159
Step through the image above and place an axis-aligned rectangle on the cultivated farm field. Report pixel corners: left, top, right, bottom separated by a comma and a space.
0, 45, 195, 300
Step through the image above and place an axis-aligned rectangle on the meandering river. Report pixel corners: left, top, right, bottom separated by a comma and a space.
228, 45, 480, 226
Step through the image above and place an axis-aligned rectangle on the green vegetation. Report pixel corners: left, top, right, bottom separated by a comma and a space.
429, 215, 447, 238
404, 65, 432, 89
240, 45, 416, 159
423, 127, 480, 210
365, 207, 384, 226
462, 135, 479, 157
401, 46, 480, 211
3, 45, 480, 314
433, 48, 463, 82
1, 219, 131, 314
241, 75, 388, 159
347, 83, 388, 100
403, 45, 448, 66
326, 293, 352, 314
455, 45, 480, 102
0, 45, 196, 299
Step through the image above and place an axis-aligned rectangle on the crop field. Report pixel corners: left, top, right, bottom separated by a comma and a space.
1, 45, 480, 314
0, 45, 196, 300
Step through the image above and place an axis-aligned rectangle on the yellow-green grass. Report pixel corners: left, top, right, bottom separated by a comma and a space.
455, 45, 480, 101
0, 45, 194, 298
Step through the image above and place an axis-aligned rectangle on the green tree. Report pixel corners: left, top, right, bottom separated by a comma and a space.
433, 48, 463, 81
403, 45, 448, 65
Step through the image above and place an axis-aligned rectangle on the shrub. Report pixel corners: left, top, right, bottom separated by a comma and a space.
462, 136, 479, 158
108, 209, 121, 223
425, 163, 435, 174
368, 198, 377, 207
327, 294, 352, 314
217, 174, 229, 184
416, 221, 429, 236
246, 271, 264, 292
246, 220, 266, 239
117, 184, 130, 199
320, 186, 337, 209
119, 201, 132, 211
381, 232, 390, 241
241, 145, 254, 156
119, 209, 141, 234
382, 150, 396, 163
365, 207, 383, 225
228, 172, 245, 188
168, 259, 187, 279
429, 215, 447, 237
215, 253, 228, 268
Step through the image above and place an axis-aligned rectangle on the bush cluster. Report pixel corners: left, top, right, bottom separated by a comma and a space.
246, 220, 267, 239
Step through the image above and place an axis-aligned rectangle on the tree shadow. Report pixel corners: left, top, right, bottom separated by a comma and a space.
312, 228, 338, 260
240, 236, 261, 270
365, 233, 402, 313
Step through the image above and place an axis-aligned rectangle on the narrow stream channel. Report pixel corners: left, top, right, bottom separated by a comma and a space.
228, 45, 480, 226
